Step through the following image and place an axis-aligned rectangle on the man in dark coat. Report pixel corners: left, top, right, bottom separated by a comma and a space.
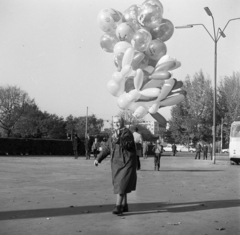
172, 143, 177, 156
203, 144, 208, 160
94, 116, 137, 215
195, 142, 202, 159
72, 134, 80, 159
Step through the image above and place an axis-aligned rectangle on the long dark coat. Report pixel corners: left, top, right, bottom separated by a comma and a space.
96, 127, 137, 194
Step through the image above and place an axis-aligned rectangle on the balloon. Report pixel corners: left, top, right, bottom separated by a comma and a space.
116, 22, 135, 43
140, 88, 161, 97
133, 106, 148, 118
107, 79, 125, 97
145, 40, 167, 60
134, 69, 144, 91
129, 89, 141, 101
100, 34, 119, 53
122, 47, 134, 67
122, 5, 141, 30
171, 80, 183, 90
154, 61, 176, 72
159, 94, 185, 107
113, 52, 124, 70
138, 55, 149, 70
143, 0, 164, 14
171, 61, 181, 70
125, 78, 135, 93
117, 93, 132, 109
131, 29, 152, 52
121, 65, 132, 78
112, 71, 124, 84
97, 8, 122, 34
148, 78, 176, 113
149, 112, 167, 127
149, 71, 172, 80
138, 2, 163, 30
113, 41, 132, 56
142, 79, 164, 90
131, 52, 145, 70
150, 18, 174, 42
166, 89, 187, 99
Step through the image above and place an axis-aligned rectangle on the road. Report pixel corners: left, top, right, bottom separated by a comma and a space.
0, 153, 239, 235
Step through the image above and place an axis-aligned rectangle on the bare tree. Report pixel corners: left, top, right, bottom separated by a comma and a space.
0, 85, 32, 137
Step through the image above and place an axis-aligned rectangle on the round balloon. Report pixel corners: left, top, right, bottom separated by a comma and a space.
122, 5, 141, 31
145, 39, 167, 60
137, 2, 163, 30
150, 18, 174, 42
100, 34, 119, 53
143, 0, 164, 14
113, 41, 132, 56
116, 22, 135, 43
131, 28, 152, 52
97, 9, 119, 34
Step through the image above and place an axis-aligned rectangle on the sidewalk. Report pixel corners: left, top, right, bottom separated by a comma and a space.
0, 155, 239, 235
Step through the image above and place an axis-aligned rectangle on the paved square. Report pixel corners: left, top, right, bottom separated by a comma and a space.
0, 154, 239, 235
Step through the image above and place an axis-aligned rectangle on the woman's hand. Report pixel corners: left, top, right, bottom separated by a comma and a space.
94, 160, 99, 167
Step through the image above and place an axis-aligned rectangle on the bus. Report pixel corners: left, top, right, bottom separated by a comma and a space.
229, 121, 240, 165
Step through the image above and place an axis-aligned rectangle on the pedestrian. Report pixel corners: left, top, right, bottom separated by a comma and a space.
85, 133, 92, 160
92, 137, 101, 159
208, 143, 213, 160
142, 141, 148, 159
152, 140, 163, 171
72, 134, 80, 159
203, 144, 208, 160
133, 127, 143, 170
94, 116, 137, 215
195, 142, 202, 159
172, 143, 177, 156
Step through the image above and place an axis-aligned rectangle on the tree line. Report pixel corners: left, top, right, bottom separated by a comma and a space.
0, 86, 104, 139
168, 70, 240, 147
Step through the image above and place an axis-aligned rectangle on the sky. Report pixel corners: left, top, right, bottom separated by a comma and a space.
0, 0, 239, 128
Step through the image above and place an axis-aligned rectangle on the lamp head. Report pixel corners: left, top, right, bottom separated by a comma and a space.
204, 7, 212, 16
175, 25, 193, 29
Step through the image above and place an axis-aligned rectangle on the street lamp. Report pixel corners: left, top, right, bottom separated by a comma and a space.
175, 8, 240, 164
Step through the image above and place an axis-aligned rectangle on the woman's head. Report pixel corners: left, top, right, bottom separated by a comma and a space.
113, 116, 124, 130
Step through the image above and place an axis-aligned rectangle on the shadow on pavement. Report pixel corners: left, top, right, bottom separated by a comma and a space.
139, 169, 223, 172
0, 199, 239, 220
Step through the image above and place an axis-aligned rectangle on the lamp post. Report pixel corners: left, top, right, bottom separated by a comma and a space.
85, 107, 88, 137
175, 8, 240, 164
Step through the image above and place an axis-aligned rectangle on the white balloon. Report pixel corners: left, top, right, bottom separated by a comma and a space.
121, 65, 132, 78
107, 79, 125, 97
134, 69, 143, 91
122, 47, 134, 68
129, 89, 141, 101
133, 106, 148, 118
140, 88, 161, 97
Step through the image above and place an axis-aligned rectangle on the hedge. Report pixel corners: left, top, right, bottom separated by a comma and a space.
0, 137, 86, 156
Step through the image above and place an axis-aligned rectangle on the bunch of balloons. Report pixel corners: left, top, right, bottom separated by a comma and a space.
97, 0, 186, 127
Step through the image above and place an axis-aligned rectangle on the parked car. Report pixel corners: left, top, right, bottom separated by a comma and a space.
221, 149, 229, 153
163, 144, 173, 152
189, 147, 196, 153
178, 145, 189, 152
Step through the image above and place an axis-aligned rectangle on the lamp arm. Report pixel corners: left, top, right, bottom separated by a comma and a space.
217, 18, 240, 41
190, 24, 215, 41
210, 15, 217, 41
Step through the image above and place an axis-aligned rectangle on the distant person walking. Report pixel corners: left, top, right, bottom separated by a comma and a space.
152, 140, 163, 171
85, 133, 92, 160
133, 127, 143, 170
172, 143, 177, 156
72, 134, 80, 159
203, 144, 208, 160
142, 141, 148, 159
92, 137, 101, 159
195, 142, 202, 160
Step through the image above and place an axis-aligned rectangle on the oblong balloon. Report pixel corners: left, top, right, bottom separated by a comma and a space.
154, 61, 176, 72
171, 61, 181, 70
142, 79, 164, 90
117, 93, 132, 109
172, 80, 183, 90
129, 89, 141, 101
166, 89, 187, 99
133, 106, 148, 118
122, 47, 134, 67
131, 52, 145, 70
112, 71, 124, 84
159, 94, 185, 107
140, 88, 161, 97
121, 65, 132, 78
150, 112, 167, 127
134, 69, 143, 91
113, 41, 132, 56
149, 71, 172, 80
107, 79, 125, 97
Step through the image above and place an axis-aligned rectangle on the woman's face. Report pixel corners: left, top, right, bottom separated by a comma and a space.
113, 117, 121, 131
